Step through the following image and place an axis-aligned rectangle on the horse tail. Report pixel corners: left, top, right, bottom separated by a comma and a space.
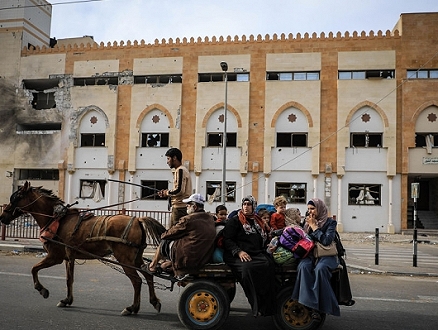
138, 217, 166, 246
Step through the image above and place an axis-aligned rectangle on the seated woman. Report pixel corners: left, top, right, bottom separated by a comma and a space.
292, 198, 340, 319
222, 195, 277, 317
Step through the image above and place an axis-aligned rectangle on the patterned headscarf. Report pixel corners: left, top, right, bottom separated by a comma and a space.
238, 195, 268, 243
304, 198, 328, 232
242, 195, 257, 210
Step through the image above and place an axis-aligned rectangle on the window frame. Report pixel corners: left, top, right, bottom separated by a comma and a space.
266, 71, 320, 81
206, 181, 236, 202
141, 133, 169, 148
19, 169, 59, 180
276, 133, 308, 147
339, 70, 394, 80
206, 132, 237, 147
80, 133, 106, 147
140, 180, 169, 200
350, 132, 383, 148
348, 184, 381, 206
275, 182, 307, 204
407, 69, 438, 79
415, 133, 438, 148
79, 180, 106, 199
198, 72, 250, 83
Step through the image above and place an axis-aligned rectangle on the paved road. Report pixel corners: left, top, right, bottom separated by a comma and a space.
1, 252, 437, 330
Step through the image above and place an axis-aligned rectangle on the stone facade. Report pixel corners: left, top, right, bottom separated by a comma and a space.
1, 4, 437, 232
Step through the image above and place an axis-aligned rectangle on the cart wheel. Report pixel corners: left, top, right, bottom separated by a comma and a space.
177, 280, 230, 330
273, 286, 326, 330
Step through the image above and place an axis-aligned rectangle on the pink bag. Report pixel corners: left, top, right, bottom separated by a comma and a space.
292, 237, 315, 259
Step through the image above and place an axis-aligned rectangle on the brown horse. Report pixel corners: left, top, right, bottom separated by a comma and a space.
0, 181, 166, 316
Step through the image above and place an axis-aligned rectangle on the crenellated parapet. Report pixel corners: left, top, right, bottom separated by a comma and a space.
22, 29, 400, 55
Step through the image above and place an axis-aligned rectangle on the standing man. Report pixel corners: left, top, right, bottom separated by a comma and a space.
158, 148, 192, 226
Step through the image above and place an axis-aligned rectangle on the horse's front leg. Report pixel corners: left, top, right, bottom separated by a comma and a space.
57, 259, 74, 307
31, 254, 64, 299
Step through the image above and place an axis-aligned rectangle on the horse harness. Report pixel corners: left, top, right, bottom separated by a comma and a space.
84, 215, 146, 249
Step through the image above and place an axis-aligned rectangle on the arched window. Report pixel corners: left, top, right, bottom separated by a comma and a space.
140, 109, 170, 148
415, 106, 438, 153
275, 108, 308, 147
206, 108, 237, 147
349, 107, 383, 148
79, 110, 106, 147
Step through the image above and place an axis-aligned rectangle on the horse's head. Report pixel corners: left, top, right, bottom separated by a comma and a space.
0, 181, 33, 225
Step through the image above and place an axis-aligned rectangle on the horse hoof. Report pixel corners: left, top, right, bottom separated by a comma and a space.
121, 308, 132, 316
40, 289, 49, 299
57, 301, 66, 307
154, 301, 161, 313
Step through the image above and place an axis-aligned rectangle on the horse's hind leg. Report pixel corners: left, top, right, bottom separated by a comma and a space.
140, 270, 161, 313
120, 265, 143, 316
31, 254, 64, 299
57, 259, 74, 307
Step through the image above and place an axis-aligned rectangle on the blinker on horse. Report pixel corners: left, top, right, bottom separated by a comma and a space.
0, 181, 166, 316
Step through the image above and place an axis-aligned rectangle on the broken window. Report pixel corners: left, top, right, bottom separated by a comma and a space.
73, 77, 118, 86
415, 133, 437, 148
276, 133, 307, 147
19, 169, 59, 180
133, 74, 182, 84
350, 133, 382, 148
206, 181, 236, 202
79, 180, 106, 200
338, 70, 394, 80
23, 79, 59, 110
198, 73, 250, 82
266, 71, 320, 81
80, 133, 105, 147
348, 184, 381, 205
207, 132, 237, 147
141, 133, 169, 147
16, 123, 61, 134
275, 182, 306, 204
140, 180, 168, 200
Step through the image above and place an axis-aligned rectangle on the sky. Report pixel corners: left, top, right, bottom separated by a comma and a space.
49, 0, 438, 44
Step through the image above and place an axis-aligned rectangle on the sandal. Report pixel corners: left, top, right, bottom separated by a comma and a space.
311, 310, 322, 321
340, 299, 355, 306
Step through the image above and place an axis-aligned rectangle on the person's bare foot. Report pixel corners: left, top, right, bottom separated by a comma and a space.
160, 260, 172, 270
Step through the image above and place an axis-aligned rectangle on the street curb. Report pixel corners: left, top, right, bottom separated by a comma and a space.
347, 264, 438, 278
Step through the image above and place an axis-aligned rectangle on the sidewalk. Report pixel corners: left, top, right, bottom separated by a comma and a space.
1, 232, 438, 277
341, 232, 438, 277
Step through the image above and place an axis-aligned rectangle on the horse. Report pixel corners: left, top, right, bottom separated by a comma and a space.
0, 181, 166, 316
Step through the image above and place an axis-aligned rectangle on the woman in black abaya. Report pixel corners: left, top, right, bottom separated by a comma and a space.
222, 195, 276, 317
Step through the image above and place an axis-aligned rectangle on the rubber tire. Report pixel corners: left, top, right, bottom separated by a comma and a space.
177, 280, 230, 330
273, 286, 326, 330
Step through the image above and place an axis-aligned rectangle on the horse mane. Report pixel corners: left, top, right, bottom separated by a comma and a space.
34, 186, 65, 204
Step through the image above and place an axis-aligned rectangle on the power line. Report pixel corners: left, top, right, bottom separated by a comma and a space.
0, 0, 107, 11
230, 49, 438, 200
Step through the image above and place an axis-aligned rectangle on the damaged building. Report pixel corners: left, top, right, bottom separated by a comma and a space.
1, 0, 438, 232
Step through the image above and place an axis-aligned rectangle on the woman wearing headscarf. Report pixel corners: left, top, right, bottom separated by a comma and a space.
223, 195, 277, 317
292, 198, 340, 319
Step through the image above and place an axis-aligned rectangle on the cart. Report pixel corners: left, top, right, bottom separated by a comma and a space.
148, 260, 342, 330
